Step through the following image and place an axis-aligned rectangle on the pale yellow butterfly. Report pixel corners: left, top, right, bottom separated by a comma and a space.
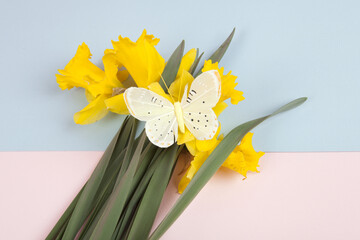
123, 70, 221, 148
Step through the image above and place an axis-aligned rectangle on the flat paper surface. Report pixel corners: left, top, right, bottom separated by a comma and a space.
0, 0, 360, 151
1, 152, 359, 240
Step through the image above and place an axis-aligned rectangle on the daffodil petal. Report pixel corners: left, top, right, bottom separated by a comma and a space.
74, 95, 108, 124
111, 30, 165, 88
201, 60, 245, 105
219, 71, 245, 103
222, 132, 264, 177
169, 70, 194, 101
222, 152, 247, 176
85, 90, 95, 103
185, 140, 197, 156
117, 69, 130, 84
57, 43, 104, 90
105, 93, 129, 115
176, 48, 197, 79
85, 53, 128, 97
188, 151, 208, 177
178, 151, 208, 193
102, 52, 126, 88
202, 60, 223, 75
147, 82, 173, 103
177, 128, 195, 145
195, 125, 221, 152
195, 138, 216, 152
142, 32, 160, 46
86, 83, 107, 97
213, 101, 228, 116
230, 89, 245, 104
239, 132, 265, 163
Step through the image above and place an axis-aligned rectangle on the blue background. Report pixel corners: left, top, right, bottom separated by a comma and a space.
0, 0, 359, 152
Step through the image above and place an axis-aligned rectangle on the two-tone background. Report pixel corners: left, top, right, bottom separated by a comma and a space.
1, 0, 360, 239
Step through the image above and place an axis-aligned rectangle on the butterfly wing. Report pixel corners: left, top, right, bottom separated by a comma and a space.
181, 70, 221, 109
181, 70, 221, 140
145, 114, 178, 148
124, 87, 178, 147
124, 87, 174, 121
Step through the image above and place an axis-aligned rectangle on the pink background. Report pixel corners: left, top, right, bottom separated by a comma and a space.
1, 152, 359, 240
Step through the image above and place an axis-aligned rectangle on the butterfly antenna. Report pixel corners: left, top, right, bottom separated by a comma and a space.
159, 73, 175, 102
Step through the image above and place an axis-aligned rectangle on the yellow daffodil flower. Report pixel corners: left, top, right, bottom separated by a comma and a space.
56, 30, 165, 124
178, 132, 264, 193
122, 48, 198, 106
104, 30, 168, 114
104, 37, 197, 115
56, 43, 125, 124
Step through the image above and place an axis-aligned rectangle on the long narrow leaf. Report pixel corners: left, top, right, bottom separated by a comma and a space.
116, 120, 138, 186
149, 97, 307, 240
61, 117, 134, 239
88, 144, 157, 240
127, 145, 178, 240
160, 40, 185, 92
112, 117, 132, 158
54, 219, 69, 240
194, 28, 235, 77
77, 148, 127, 239
189, 50, 204, 75
89, 133, 147, 240
114, 148, 164, 239
45, 186, 84, 240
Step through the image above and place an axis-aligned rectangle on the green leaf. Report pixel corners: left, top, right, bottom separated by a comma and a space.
149, 97, 307, 240
116, 120, 138, 186
89, 133, 147, 240
114, 148, 164, 239
209, 28, 235, 63
189, 50, 204, 75
160, 40, 185, 92
85, 143, 159, 240
77, 149, 127, 239
126, 144, 179, 240
113, 117, 134, 157
54, 219, 69, 240
194, 28, 235, 77
61, 117, 135, 240
45, 186, 84, 240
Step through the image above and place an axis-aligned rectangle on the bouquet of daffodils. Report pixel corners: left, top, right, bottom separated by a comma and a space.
48, 29, 306, 240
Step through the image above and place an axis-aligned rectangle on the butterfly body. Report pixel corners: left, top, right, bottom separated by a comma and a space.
124, 70, 221, 148
174, 101, 185, 133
